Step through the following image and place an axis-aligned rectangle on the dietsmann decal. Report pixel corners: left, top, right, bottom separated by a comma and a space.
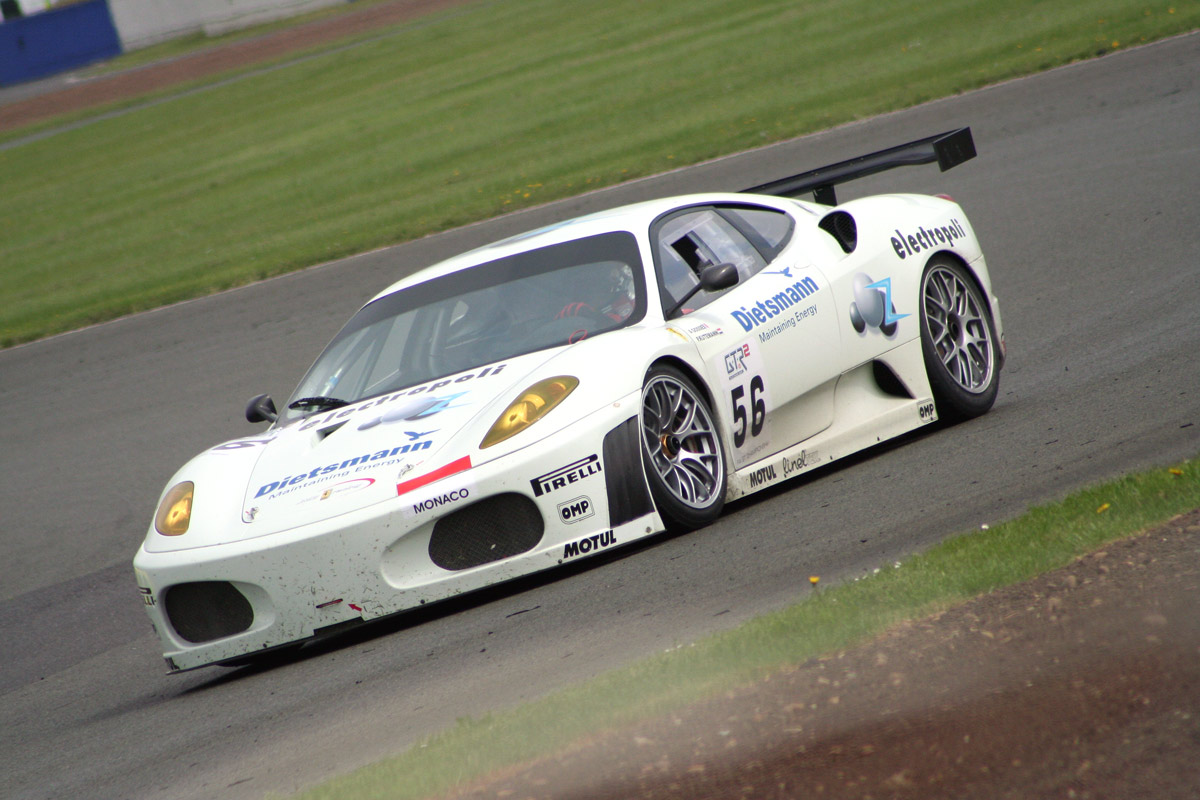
731, 277, 820, 333
255, 439, 432, 498
890, 219, 967, 260
531, 455, 602, 497
562, 530, 617, 559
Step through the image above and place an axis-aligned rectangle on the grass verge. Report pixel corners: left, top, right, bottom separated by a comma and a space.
293, 456, 1200, 799
1, 0, 1197, 347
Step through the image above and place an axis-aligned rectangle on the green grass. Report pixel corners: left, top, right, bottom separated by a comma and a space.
1, 1, 1196, 347
293, 457, 1200, 800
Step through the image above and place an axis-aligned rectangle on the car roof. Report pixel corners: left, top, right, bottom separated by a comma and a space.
366, 192, 801, 305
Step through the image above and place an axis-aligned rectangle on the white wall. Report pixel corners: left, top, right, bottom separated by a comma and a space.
108, 0, 347, 50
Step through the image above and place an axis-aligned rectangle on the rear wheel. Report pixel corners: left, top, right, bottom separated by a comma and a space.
640, 365, 726, 531
920, 257, 999, 420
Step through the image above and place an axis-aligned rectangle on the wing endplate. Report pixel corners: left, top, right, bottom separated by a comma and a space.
743, 127, 975, 206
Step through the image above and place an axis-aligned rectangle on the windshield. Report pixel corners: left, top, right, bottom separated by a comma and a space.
282, 231, 646, 423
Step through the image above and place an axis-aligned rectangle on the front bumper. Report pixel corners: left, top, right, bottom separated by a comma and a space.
135, 396, 658, 672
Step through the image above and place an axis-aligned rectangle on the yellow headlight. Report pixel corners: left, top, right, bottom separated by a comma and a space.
154, 481, 194, 536
480, 376, 579, 449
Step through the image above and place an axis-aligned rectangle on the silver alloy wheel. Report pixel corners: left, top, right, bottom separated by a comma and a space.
922, 265, 995, 394
641, 374, 724, 509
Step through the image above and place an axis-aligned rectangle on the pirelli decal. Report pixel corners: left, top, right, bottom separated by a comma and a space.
531, 455, 602, 497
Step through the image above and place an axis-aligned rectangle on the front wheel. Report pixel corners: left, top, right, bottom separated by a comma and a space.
640, 365, 726, 532
920, 257, 1000, 421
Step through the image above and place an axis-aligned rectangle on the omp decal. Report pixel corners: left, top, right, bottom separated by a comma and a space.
396, 456, 472, 496
255, 440, 433, 498
731, 276, 820, 332
562, 529, 617, 559
747, 464, 777, 488
919, 402, 937, 421
848, 273, 908, 336
531, 455, 603, 497
890, 219, 967, 260
557, 496, 594, 524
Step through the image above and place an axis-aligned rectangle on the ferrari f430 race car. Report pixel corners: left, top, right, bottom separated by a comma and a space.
135, 128, 1004, 671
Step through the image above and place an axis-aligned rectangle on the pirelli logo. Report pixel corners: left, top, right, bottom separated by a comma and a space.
530, 455, 602, 497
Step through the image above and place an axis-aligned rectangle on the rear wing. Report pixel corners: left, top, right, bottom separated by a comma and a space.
742, 127, 975, 206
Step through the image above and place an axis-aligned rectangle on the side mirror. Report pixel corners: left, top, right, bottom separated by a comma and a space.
245, 394, 278, 424
665, 262, 739, 318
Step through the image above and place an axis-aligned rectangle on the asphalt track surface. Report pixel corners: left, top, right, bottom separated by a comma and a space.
2, 32, 1198, 800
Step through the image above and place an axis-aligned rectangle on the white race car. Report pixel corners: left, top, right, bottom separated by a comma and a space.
135, 129, 1004, 672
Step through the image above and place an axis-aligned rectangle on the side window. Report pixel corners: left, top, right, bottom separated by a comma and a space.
653, 204, 792, 316
723, 207, 793, 261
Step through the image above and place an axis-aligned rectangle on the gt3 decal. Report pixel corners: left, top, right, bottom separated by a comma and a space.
717, 342, 772, 467
725, 343, 751, 380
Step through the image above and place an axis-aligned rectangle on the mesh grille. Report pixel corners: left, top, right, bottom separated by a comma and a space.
818, 211, 857, 253
429, 493, 544, 571
164, 581, 253, 643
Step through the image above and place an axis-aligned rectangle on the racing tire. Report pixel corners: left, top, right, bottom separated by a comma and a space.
639, 365, 726, 532
919, 256, 1000, 421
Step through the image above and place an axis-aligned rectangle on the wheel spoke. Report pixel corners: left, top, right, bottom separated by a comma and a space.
923, 265, 995, 394
641, 374, 723, 510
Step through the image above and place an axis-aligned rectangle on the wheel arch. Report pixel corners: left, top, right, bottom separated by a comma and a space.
646, 355, 720, 425
922, 249, 1004, 371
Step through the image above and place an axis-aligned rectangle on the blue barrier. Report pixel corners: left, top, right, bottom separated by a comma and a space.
0, 0, 122, 87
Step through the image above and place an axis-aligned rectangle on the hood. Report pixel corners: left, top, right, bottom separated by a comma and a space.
143, 328, 660, 553
144, 354, 553, 552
